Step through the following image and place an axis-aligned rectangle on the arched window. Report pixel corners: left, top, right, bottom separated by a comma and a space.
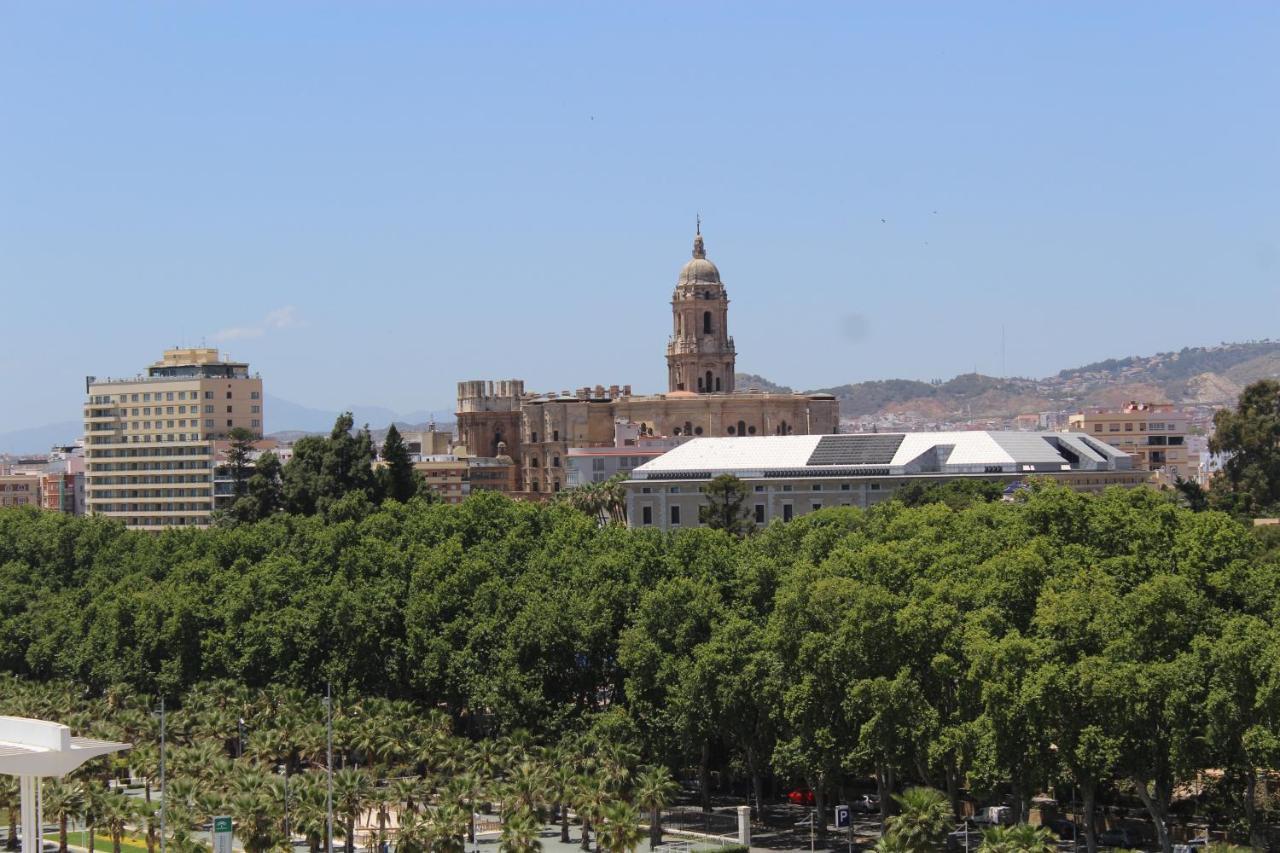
531, 457, 539, 468
685, 421, 693, 435
552, 455, 560, 468
738, 420, 746, 437
705, 370, 713, 391
703, 311, 712, 333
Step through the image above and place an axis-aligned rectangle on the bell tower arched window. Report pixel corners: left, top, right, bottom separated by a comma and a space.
703, 311, 712, 333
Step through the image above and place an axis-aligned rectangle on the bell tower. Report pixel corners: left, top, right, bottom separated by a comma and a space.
666, 224, 736, 393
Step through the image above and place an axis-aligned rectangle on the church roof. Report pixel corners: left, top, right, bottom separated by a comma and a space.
677, 229, 721, 285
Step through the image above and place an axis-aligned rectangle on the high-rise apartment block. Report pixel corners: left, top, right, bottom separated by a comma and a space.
83, 348, 263, 530
1068, 402, 1192, 478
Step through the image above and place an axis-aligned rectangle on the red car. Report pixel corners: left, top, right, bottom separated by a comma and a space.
788, 789, 816, 806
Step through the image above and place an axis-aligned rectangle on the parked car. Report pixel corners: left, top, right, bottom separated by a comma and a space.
1098, 827, 1143, 849
788, 788, 816, 806
850, 794, 880, 813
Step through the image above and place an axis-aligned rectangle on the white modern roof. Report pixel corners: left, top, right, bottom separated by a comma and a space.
629, 430, 1130, 479
0, 716, 130, 777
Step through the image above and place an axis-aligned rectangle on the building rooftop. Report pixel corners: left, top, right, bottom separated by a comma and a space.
629, 430, 1131, 480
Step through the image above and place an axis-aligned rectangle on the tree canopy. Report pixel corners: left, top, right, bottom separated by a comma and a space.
3, 480, 1280, 849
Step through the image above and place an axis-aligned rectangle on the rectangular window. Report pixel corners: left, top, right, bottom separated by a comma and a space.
226, 406, 233, 413
670, 505, 681, 526
250, 405, 260, 413
166, 392, 174, 401
813, 484, 822, 491
754, 485, 765, 492
205, 391, 213, 399
251, 420, 260, 428
205, 405, 213, 413
1124, 423, 1133, 431
755, 504, 765, 523
812, 502, 822, 513
782, 503, 793, 522
782, 484, 793, 492
841, 483, 851, 491
250, 391, 260, 399
1094, 424, 1103, 433
642, 506, 652, 525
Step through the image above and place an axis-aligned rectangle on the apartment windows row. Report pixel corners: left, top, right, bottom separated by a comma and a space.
90, 474, 211, 485
640, 498, 855, 527
94, 503, 211, 514
1092, 421, 1180, 433
88, 446, 211, 459
90, 488, 212, 499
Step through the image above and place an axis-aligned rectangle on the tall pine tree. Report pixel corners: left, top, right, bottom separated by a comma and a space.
380, 424, 418, 503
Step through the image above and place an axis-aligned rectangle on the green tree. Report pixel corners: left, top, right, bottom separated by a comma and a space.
498, 807, 543, 853
226, 427, 259, 501
1209, 379, 1280, 516
880, 787, 952, 853
379, 425, 418, 504
43, 779, 84, 853
596, 801, 642, 853
699, 474, 753, 534
978, 824, 1056, 853
632, 766, 678, 848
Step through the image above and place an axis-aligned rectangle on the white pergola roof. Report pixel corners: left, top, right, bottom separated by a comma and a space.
630, 430, 1130, 478
0, 716, 130, 777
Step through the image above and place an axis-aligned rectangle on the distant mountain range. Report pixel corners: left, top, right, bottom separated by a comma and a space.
0, 395, 454, 455
5, 343, 1277, 455
739, 341, 1280, 421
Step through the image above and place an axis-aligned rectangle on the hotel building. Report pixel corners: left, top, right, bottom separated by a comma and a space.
83, 348, 263, 530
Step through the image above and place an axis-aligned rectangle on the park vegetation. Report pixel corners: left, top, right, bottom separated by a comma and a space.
3, 468, 1280, 850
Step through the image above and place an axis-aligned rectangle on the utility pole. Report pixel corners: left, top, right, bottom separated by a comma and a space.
325, 682, 334, 853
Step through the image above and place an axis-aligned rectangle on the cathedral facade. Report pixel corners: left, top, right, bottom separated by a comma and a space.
456, 229, 840, 493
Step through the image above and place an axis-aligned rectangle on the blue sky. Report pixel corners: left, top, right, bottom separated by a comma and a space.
2, 2, 1278, 433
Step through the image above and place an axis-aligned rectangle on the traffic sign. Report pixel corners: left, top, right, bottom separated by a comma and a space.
835, 804, 850, 829
213, 816, 233, 853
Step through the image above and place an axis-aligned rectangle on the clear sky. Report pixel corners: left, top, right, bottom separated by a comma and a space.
2, 2, 1278, 433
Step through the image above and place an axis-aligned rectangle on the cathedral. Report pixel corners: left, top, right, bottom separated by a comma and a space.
456, 228, 840, 493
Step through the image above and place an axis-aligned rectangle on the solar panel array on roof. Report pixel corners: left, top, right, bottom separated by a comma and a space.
806, 434, 906, 466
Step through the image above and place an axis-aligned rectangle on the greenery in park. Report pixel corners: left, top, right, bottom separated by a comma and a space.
698, 474, 753, 535
5, 476, 1280, 850
1209, 379, 1280, 517
220, 413, 435, 525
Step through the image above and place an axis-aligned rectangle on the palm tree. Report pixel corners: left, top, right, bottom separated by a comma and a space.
79, 780, 111, 853
546, 763, 578, 843
880, 787, 952, 853
432, 803, 470, 853
137, 801, 162, 853
230, 787, 284, 853
498, 807, 543, 853
102, 791, 139, 853
978, 824, 1057, 853
504, 761, 547, 819
43, 780, 84, 853
332, 768, 373, 853
596, 802, 642, 853
632, 766, 679, 848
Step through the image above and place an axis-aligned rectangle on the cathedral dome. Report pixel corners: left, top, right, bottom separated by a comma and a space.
677, 231, 721, 285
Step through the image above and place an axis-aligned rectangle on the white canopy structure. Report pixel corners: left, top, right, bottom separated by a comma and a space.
0, 716, 130, 853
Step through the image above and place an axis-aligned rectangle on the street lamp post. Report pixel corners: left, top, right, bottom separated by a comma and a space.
157, 698, 166, 853
325, 683, 334, 853
278, 764, 290, 849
